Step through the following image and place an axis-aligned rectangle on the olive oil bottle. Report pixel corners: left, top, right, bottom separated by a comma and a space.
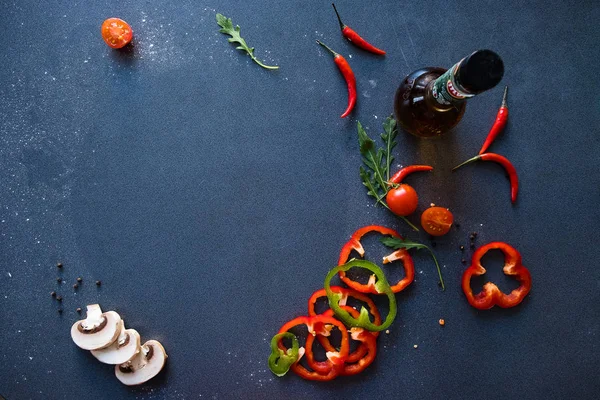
394, 50, 504, 138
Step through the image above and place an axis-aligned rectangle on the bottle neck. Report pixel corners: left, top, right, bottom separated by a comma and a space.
428, 59, 475, 108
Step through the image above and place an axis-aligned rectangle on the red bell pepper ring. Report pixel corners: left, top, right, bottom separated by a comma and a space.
338, 225, 415, 294
277, 315, 350, 381
462, 242, 532, 310
388, 165, 434, 185
307, 287, 381, 364
305, 308, 377, 376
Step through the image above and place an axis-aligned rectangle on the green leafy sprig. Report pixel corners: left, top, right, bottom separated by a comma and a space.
381, 236, 445, 290
216, 13, 279, 70
358, 118, 418, 231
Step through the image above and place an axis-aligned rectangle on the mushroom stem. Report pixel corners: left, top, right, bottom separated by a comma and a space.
82, 304, 105, 330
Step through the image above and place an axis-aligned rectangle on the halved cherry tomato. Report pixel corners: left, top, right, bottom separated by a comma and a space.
386, 184, 418, 216
101, 18, 133, 49
421, 206, 453, 236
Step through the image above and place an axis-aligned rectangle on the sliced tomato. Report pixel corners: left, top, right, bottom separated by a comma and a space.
421, 206, 453, 236
101, 18, 133, 49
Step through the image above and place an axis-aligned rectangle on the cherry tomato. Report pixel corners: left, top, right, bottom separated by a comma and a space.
421, 206, 454, 236
386, 184, 418, 216
101, 18, 133, 49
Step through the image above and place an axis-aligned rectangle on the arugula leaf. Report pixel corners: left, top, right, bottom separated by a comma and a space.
381, 236, 445, 290
357, 121, 387, 191
216, 13, 279, 70
381, 117, 397, 182
360, 167, 389, 209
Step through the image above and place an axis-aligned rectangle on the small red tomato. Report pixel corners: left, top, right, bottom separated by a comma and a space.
386, 184, 419, 216
101, 18, 133, 49
421, 206, 454, 236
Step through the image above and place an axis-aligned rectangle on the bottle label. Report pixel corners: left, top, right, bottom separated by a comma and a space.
431, 59, 474, 106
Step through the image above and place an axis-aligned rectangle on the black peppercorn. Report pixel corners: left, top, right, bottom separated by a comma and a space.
56, 262, 63, 269
454, 223, 460, 229
472, 232, 478, 237
460, 245, 465, 251
58, 309, 63, 314
76, 277, 82, 282
95, 280, 102, 286
56, 277, 62, 283
56, 296, 63, 302
470, 243, 475, 249
470, 234, 475, 241
73, 283, 79, 289
461, 259, 466, 264
51, 291, 56, 297
76, 307, 82, 313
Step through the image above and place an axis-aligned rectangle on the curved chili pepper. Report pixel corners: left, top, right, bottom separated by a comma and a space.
305, 308, 377, 376
268, 332, 299, 377
479, 86, 509, 155
452, 153, 518, 203
388, 164, 434, 185
462, 242, 531, 309
338, 225, 414, 294
307, 287, 381, 364
277, 315, 350, 381
317, 40, 357, 118
332, 3, 386, 55
325, 259, 397, 332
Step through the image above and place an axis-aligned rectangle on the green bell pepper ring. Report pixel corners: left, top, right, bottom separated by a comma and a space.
324, 259, 397, 332
268, 332, 300, 377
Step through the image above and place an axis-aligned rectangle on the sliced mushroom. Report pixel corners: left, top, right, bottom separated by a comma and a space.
115, 340, 167, 386
70, 304, 122, 351
91, 323, 141, 364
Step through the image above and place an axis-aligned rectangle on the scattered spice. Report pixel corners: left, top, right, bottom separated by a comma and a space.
73, 283, 79, 290
50, 291, 56, 297
439, 319, 445, 326
56, 296, 63, 302
76, 277, 82, 282
470, 243, 475, 249
56, 262, 63, 269
56, 277, 62, 283
413, 344, 418, 349
385, 330, 390, 334
76, 307, 82, 313
58, 309, 63, 314
470, 234, 476, 241
461, 259, 466, 264
472, 232, 478, 238
95, 280, 102, 286
460, 245, 465, 251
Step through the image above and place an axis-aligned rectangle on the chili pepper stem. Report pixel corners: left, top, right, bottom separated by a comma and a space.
452, 155, 482, 171
331, 3, 346, 30
501, 85, 509, 107
316, 40, 338, 57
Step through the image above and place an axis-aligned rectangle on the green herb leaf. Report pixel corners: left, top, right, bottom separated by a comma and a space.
216, 13, 279, 70
360, 167, 389, 208
357, 121, 387, 191
380, 117, 397, 181
381, 236, 445, 290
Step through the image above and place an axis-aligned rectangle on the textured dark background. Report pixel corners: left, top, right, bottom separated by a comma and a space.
1, 0, 599, 399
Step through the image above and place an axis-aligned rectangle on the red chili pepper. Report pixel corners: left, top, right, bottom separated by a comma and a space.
388, 164, 434, 185
337, 225, 414, 294
305, 308, 377, 376
462, 242, 532, 309
317, 40, 357, 118
452, 153, 519, 203
307, 287, 381, 365
277, 315, 350, 381
479, 86, 509, 155
332, 3, 386, 56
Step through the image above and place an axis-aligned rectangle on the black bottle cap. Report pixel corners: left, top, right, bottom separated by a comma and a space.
457, 50, 504, 94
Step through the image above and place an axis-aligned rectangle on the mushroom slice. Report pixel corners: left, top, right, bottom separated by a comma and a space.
115, 340, 168, 386
91, 323, 141, 364
70, 304, 122, 351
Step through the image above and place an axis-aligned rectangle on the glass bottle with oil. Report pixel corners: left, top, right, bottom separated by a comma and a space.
394, 50, 504, 138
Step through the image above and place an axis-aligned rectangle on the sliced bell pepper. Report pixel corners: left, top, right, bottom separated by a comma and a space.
462, 242, 532, 310
325, 259, 397, 332
308, 287, 381, 365
305, 308, 377, 376
268, 332, 300, 377
338, 225, 414, 294
277, 315, 350, 381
